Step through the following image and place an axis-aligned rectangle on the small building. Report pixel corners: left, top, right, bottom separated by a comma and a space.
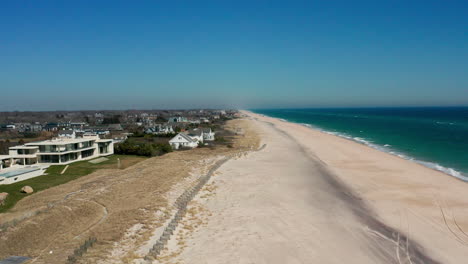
201, 128, 215, 141
44, 122, 59, 131
0, 124, 16, 130
26, 123, 42, 132
169, 133, 198, 150
145, 124, 174, 135
168, 116, 188, 123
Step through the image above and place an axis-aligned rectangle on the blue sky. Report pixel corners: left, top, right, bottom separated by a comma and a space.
1, 0, 467, 110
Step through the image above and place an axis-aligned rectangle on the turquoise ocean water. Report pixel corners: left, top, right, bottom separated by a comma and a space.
251, 107, 468, 181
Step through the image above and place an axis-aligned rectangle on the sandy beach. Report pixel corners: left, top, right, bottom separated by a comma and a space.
160, 111, 468, 264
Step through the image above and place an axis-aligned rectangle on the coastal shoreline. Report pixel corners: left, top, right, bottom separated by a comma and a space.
163, 111, 468, 264
251, 111, 468, 182
246, 111, 468, 264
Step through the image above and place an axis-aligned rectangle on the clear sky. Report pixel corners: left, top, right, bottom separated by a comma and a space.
1, 0, 467, 110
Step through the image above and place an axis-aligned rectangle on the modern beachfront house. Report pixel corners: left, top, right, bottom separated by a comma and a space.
0, 133, 114, 184
8, 134, 114, 165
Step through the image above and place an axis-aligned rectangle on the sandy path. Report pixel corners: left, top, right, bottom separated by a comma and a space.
164, 115, 439, 264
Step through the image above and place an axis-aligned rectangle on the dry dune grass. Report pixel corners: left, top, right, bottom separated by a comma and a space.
0, 119, 259, 264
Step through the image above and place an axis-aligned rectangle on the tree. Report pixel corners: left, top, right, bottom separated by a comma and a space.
102, 115, 121, 124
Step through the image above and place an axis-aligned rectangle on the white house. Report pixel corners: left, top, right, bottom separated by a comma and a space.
169, 128, 216, 150
145, 124, 174, 135
186, 129, 204, 143
201, 128, 215, 141
0, 134, 114, 185
168, 116, 188, 123
187, 128, 215, 142
169, 133, 198, 150
7, 134, 114, 165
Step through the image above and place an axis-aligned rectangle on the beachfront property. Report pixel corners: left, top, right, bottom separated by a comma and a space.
9, 134, 114, 165
169, 133, 199, 149
169, 128, 215, 150
0, 133, 114, 184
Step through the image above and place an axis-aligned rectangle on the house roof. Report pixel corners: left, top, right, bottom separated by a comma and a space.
58, 130, 74, 135
201, 128, 212, 133
170, 133, 196, 143
107, 124, 123, 130
187, 129, 202, 137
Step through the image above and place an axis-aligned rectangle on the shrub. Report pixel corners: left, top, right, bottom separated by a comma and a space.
115, 140, 172, 157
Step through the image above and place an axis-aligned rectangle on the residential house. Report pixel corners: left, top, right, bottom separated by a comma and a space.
201, 128, 215, 141
145, 124, 174, 135
8, 134, 114, 166
169, 127, 215, 150
1, 133, 114, 184
169, 133, 198, 149
168, 116, 188, 123
0, 124, 16, 130
26, 123, 43, 132
187, 128, 215, 142
44, 122, 59, 131
186, 128, 204, 142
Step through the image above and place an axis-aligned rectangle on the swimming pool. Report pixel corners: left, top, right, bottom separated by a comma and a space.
0, 167, 41, 178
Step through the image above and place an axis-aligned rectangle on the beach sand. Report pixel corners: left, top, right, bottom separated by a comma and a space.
161, 111, 468, 264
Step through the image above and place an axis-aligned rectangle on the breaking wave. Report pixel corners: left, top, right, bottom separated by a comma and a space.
296, 123, 468, 182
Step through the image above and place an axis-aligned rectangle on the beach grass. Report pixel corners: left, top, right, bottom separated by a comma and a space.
0, 155, 147, 213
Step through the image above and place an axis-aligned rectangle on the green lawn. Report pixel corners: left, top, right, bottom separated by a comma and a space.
0, 155, 146, 213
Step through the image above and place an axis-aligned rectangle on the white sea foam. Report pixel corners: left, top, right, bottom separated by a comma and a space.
292, 120, 468, 182
301, 123, 313, 128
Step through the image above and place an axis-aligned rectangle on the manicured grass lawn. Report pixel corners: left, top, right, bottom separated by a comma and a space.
0, 155, 146, 213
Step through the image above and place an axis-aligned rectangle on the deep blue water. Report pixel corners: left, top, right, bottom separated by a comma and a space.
251, 107, 468, 181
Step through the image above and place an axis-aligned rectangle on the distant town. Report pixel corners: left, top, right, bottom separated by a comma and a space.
0, 109, 239, 185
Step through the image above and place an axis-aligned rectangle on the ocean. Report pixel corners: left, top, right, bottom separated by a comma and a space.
251, 107, 468, 181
